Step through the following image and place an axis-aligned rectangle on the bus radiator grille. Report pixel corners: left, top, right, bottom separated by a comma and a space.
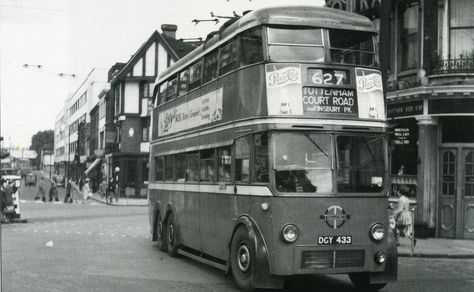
301, 250, 365, 269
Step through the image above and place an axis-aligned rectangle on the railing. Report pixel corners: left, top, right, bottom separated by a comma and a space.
432, 55, 474, 75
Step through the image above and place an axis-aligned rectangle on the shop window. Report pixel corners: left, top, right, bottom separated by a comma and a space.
142, 161, 149, 184
203, 50, 219, 83
200, 149, 215, 182
235, 136, 251, 182
217, 146, 231, 182
126, 161, 137, 184
240, 28, 263, 66
441, 117, 474, 143
164, 155, 174, 180
254, 133, 269, 183
155, 156, 164, 181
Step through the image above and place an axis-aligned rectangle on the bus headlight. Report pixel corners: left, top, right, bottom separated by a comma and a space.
369, 223, 385, 241
281, 224, 299, 243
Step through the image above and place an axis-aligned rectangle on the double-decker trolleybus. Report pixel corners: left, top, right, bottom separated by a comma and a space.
149, 6, 397, 291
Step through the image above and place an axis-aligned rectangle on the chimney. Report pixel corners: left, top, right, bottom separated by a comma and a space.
161, 24, 177, 39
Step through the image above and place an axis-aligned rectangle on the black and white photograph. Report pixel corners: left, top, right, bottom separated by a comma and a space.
1, 0, 474, 291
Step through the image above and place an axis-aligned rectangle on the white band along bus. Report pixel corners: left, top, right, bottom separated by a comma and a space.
148, 6, 397, 291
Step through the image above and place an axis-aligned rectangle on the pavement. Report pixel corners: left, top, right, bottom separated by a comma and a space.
89, 192, 147, 206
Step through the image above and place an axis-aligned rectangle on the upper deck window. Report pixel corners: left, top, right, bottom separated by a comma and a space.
267, 27, 325, 62
203, 50, 219, 83
178, 69, 189, 96
219, 39, 238, 75
166, 77, 178, 101
158, 82, 167, 105
240, 28, 264, 65
329, 29, 376, 66
189, 61, 203, 91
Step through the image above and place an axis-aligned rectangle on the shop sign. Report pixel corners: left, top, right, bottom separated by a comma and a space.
387, 101, 423, 118
393, 128, 410, 146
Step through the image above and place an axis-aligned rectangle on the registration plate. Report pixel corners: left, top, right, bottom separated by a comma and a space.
318, 235, 352, 245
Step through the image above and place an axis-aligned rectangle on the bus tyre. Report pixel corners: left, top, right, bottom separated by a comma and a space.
155, 218, 167, 252
230, 227, 256, 292
166, 215, 179, 257
349, 272, 387, 291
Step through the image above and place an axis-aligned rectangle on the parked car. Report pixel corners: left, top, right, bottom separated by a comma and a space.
25, 173, 37, 186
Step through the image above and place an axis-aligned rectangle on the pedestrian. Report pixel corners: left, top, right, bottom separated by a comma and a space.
82, 178, 91, 200
64, 178, 72, 203
107, 177, 116, 203
35, 177, 47, 202
49, 179, 59, 202
1, 178, 15, 223
394, 185, 413, 245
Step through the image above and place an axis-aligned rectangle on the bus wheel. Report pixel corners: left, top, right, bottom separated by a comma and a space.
230, 227, 256, 292
349, 272, 387, 291
155, 217, 167, 252
166, 214, 179, 257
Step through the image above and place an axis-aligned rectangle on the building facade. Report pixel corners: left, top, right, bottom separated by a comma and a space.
105, 25, 198, 198
380, 0, 474, 239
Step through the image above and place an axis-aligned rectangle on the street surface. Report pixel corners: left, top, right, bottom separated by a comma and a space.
2, 177, 474, 292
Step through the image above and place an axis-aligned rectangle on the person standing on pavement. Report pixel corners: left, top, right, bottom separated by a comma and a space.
35, 177, 47, 202
64, 178, 72, 203
107, 176, 116, 203
394, 185, 413, 244
1, 178, 15, 223
82, 178, 91, 200
49, 179, 59, 202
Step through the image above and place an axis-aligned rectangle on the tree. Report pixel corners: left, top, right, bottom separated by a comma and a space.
29, 130, 54, 169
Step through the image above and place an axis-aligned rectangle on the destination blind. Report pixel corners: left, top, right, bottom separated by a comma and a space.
302, 87, 358, 115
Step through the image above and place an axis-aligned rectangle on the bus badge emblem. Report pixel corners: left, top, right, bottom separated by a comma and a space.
320, 205, 350, 229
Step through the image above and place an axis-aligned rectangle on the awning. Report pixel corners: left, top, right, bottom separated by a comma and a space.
84, 158, 102, 175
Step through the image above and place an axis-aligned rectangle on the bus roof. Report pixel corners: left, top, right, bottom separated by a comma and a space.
156, 6, 376, 83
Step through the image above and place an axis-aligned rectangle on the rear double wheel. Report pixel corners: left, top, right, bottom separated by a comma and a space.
230, 227, 256, 292
166, 214, 179, 257
155, 215, 167, 252
349, 272, 387, 291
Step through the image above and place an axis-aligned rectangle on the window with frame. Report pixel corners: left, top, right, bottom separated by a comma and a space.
218, 146, 232, 182
164, 155, 174, 180
397, 2, 419, 71
158, 82, 167, 105
142, 161, 149, 184
254, 133, 269, 183
178, 69, 189, 96
175, 154, 186, 182
240, 28, 264, 65
267, 27, 325, 62
203, 50, 219, 83
186, 153, 199, 181
449, 0, 474, 59
126, 161, 137, 184
235, 136, 251, 182
166, 77, 178, 101
189, 61, 203, 91
154, 156, 164, 181
219, 40, 238, 75
199, 149, 215, 182
141, 117, 150, 142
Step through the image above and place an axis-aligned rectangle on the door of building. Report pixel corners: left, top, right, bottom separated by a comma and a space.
438, 148, 474, 238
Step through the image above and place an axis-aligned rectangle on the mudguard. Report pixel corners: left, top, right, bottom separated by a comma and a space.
230, 216, 284, 289
151, 201, 162, 241
370, 228, 398, 284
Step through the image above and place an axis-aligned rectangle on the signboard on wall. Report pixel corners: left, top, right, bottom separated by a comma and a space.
387, 100, 423, 118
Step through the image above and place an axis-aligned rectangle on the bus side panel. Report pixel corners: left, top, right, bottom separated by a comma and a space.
198, 191, 219, 256
182, 187, 201, 251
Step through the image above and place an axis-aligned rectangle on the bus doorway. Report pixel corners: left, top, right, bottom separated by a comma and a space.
438, 148, 474, 239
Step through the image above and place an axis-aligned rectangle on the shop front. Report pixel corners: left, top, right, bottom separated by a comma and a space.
388, 89, 474, 239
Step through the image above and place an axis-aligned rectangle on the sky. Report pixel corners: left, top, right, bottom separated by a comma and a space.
0, 0, 325, 148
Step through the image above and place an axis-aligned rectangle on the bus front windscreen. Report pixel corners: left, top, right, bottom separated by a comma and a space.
272, 132, 333, 194
336, 135, 385, 193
